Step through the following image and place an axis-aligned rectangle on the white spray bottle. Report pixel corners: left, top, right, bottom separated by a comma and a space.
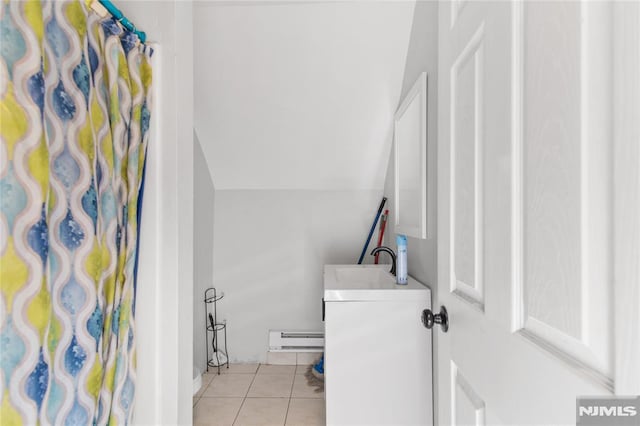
396, 234, 408, 285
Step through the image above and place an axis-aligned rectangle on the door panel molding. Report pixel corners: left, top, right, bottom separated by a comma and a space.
450, 23, 485, 312
451, 0, 468, 29
510, 1, 613, 390
517, 323, 613, 391
510, 0, 524, 334
451, 361, 485, 426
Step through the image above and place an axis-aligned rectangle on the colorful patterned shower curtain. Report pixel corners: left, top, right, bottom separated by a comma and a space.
0, 0, 152, 423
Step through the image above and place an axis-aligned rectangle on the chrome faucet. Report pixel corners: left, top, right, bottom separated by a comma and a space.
370, 246, 396, 276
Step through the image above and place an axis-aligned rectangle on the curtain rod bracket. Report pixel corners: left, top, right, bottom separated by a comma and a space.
89, 0, 148, 43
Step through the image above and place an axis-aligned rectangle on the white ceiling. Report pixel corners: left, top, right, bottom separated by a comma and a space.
194, 1, 415, 190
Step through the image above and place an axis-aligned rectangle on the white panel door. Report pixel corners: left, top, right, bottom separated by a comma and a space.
436, 1, 640, 425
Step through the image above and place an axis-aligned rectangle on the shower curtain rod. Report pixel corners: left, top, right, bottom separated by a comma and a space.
90, 0, 147, 43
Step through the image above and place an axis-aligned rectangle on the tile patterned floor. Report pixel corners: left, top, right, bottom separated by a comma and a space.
193, 364, 325, 426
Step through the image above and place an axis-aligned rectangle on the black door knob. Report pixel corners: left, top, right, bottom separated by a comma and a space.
421, 306, 449, 332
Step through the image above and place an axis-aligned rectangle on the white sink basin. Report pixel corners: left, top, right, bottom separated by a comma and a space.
324, 264, 428, 301
334, 266, 394, 286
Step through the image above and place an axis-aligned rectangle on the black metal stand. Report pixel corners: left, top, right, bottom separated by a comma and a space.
204, 288, 229, 374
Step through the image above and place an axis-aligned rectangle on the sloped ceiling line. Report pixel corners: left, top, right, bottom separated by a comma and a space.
194, 1, 416, 190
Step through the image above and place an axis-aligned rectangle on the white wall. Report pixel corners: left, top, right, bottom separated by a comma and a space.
212, 190, 384, 362
193, 1, 415, 190
193, 131, 215, 373
193, 1, 415, 364
382, 0, 439, 423
123, 1, 194, 425
383, 0, 439, 297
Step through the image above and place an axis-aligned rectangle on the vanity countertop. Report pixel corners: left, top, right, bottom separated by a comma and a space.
323, 264, 429, 302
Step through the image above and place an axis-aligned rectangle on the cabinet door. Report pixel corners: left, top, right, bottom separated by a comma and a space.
325, 300, 432, 425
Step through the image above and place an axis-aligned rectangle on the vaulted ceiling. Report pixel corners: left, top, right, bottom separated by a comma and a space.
194, 1, 415, 190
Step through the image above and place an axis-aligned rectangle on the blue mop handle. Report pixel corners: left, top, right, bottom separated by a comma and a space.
357, 197, 387, 264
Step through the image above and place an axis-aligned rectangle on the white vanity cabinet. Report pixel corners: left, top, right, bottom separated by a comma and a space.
323, 264, 433, 426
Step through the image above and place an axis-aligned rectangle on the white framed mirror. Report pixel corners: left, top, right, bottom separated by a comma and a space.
394, 72, 428, 239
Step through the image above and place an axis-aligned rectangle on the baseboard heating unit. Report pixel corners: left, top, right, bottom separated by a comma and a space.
268, 330, 324, 352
